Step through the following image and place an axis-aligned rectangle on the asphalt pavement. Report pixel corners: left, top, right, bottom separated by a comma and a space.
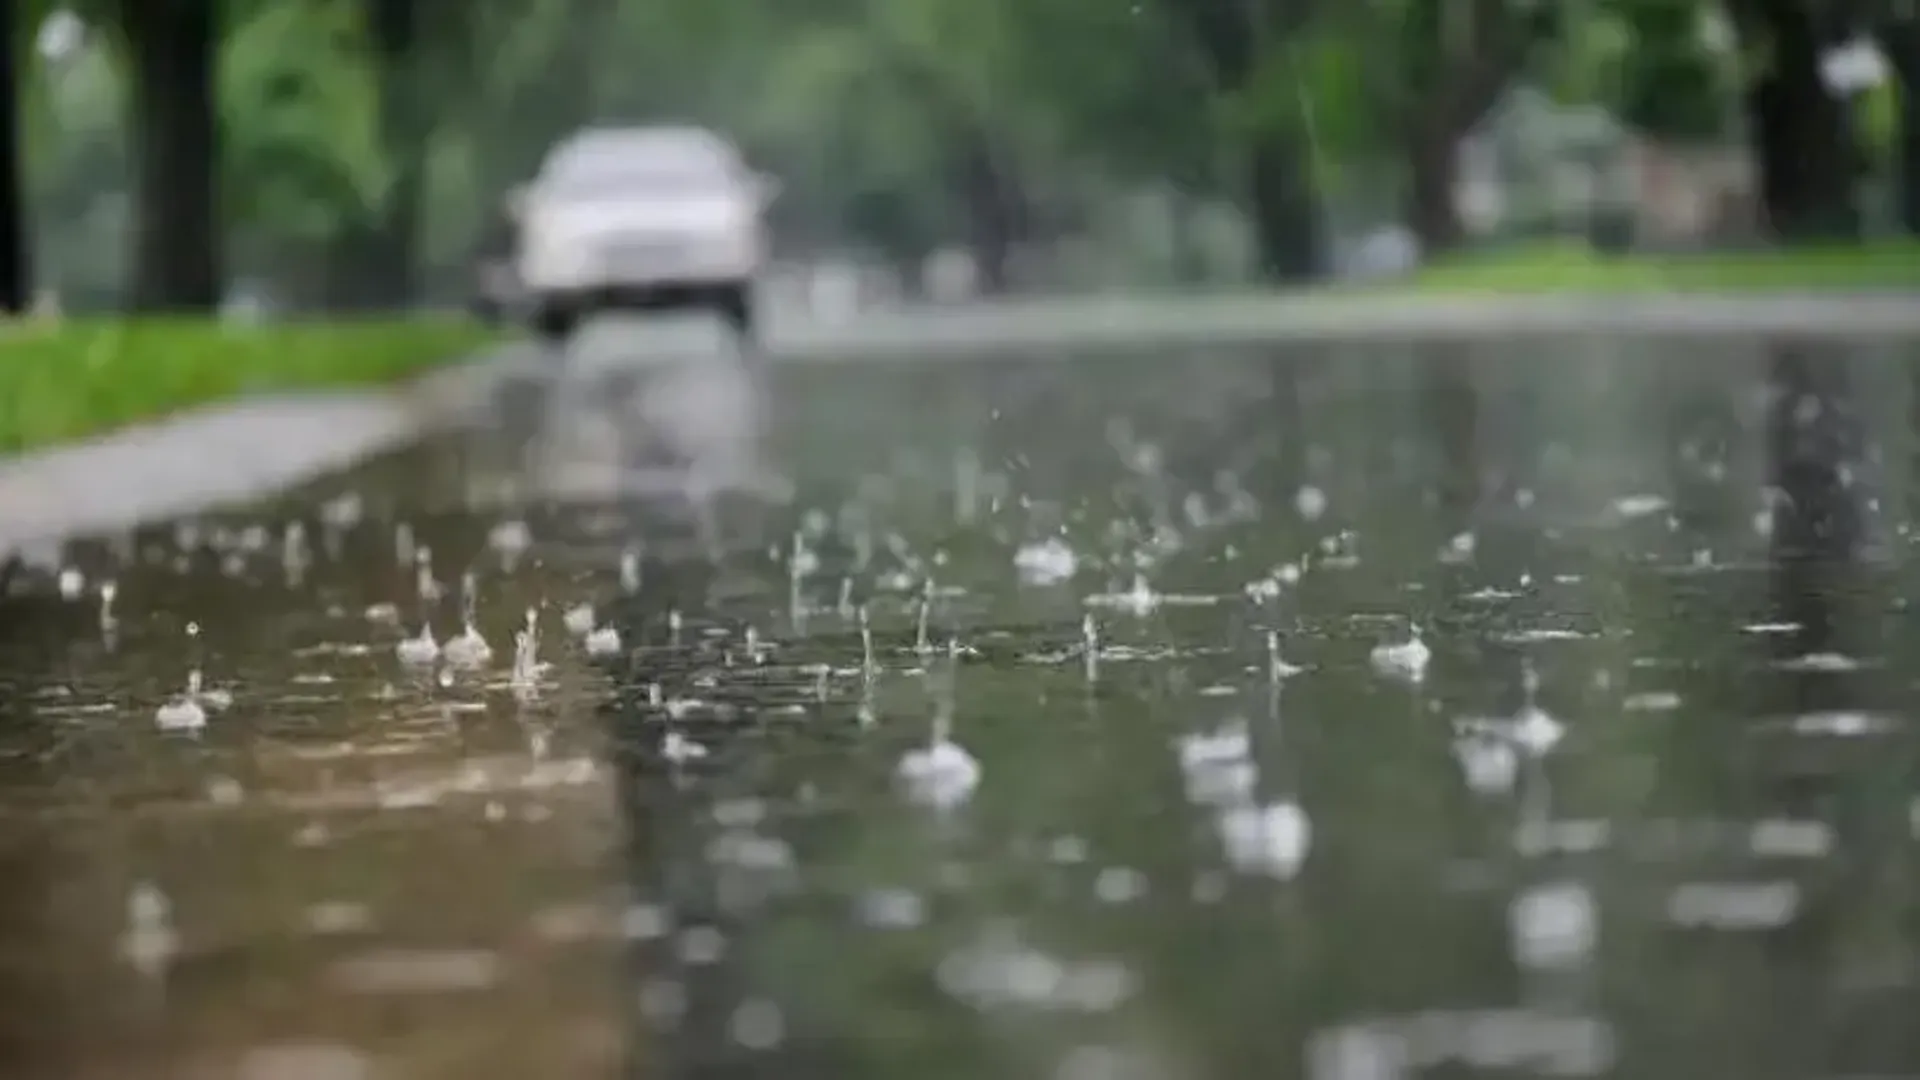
4, 291, 1917, 558
756, 291, 1920, 360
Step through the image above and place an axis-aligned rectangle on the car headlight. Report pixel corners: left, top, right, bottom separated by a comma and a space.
709, 227, 761, 266
522, 236, 594, 280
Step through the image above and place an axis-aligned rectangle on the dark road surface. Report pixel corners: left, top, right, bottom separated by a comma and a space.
4, 323, 1920, 1078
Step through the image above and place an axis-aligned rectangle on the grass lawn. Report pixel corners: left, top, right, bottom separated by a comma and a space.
1403, 240, 1920, 293
0, 317, 501, 456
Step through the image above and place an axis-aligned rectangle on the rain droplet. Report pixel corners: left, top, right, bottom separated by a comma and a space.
1294, 486, 1328, 521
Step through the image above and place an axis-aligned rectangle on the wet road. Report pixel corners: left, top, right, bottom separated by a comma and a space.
750, 292, 1920, 358
5, 325, 1920, 1078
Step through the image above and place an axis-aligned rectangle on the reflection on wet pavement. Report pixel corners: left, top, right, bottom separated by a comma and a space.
2, 498, 628, 1078
6, 334, 1920, 1078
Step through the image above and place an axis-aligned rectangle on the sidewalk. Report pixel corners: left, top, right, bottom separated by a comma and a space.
0, 348, 527, 559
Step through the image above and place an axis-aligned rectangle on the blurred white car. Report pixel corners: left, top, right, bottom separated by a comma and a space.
509, 125, 776, 341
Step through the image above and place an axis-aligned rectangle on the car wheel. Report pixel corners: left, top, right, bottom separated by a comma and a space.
533, 302, 576, 343
714, 283, 755, 343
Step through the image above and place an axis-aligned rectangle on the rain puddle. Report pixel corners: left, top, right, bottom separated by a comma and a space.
1, 496, 628, 1077
4, 338, 1919, 1078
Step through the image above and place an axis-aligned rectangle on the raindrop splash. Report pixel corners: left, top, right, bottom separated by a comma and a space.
1369, 622, 1430, 684
442, 573, 493, 671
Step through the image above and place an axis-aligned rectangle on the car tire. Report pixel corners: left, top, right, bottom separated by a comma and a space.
532, 302, 576, 343
714, 283, 755, 344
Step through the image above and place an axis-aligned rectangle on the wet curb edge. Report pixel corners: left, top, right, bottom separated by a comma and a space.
0, 344, 530, 560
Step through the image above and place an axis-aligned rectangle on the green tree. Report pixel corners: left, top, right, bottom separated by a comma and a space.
220, 1, 387, 303
1602, 0, 1731, 142
324, 0, 420, 307
1320, 0, 1557, 251
1856, 0, 1918, 231
1153, 0, 1327, 281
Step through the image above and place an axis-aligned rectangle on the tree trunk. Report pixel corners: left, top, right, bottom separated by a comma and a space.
955, 133, 1014, 294
1899, 81, 1920, 235
121, 0, 222, 311
1399, 0, 1539, 256
1248, 134, 1322, 282
0, 11, 27, 314
1405, 134, 1464, 254
358, 0, 421, 307
1155, 0, 1326, 282
1170, 194, 1208, 283
1731, 0, 1859, 241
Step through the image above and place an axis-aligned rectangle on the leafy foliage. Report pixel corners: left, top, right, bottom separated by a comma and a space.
220, 2, 386, 242
12, 0, 1920, 306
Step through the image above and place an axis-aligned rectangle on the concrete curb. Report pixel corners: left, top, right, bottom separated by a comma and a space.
0, 345, 529, 559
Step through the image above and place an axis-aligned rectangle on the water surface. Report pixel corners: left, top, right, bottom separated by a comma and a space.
5, 335, 1920, 1078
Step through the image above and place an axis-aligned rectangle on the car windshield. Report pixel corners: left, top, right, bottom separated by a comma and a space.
545, 167, 727, 198
540, 131, 736, 198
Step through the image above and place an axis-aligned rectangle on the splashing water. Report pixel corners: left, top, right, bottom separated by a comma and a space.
155, 669, 208, 733
790, 529, 819, 632
156, 621, 227, 730
1216, 801, 1312, 880
98, 578, 118, 634
1457, 660, 1565, 789
1294, 485, 1328, 522
1176, 721, 1257, 806
415, 546, 443, 603
915, 578, 935, 655
195, 669, 233, 712
1014, 536, 1078, 586
1087, 574, 1161, 616
393, 522, 414, 566
1453, 732, 1519, 797
563, 602, 598, 638
443, 572, 493, 671
282, 521, 311, 586
397, 623, 439, 667
896, 641, 980, 810
489, 519, 533, 569
585, 623, 623, 657
119, 882, 177, 978
1510, 881, 1597, 970
619, 545, 643, 593
1369, 623, 1430, 684
897, 738, 980, 811
1509, 662, 1566, 758
1267, 630, 1305, 679
510, 608, 546, 698
662, 730, 708, 764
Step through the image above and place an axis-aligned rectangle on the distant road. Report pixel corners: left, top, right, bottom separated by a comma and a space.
6, 288, 1916, 554
750, 290, 1920, 362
